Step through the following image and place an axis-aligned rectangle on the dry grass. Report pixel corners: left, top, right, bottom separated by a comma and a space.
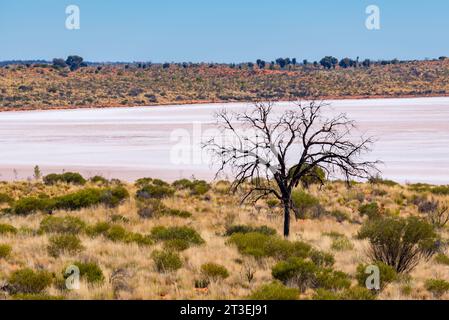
0, 179, 448, 300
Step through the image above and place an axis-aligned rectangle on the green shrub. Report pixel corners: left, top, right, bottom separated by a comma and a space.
39, 216, 86, 234
163, 239, 191, 251
315, 269, 351, 291
356, 262, 398, 290
0, 193, 13, 205
53, 188, 102, 211
8, 268, 53, 294
225, 225, 277, 236
248, 282, 299, 300
47, 234, 84, 257
369, 176, 398, 187
358, 202, 381, 220
89, 176, 109, 184
151, 226, 204, 245
430, 185, 449, 196
339, 286, 376, 300
358, 216, 439, 273
228, 232, 311, 260
312, 288, 340, 300
136, 184, 174, 199
87, 223, 152, 246
64, 261, 104, 284
12, 197, 54, 215
331, 236, 354, 251
137, 199, 191, 219
266, 199, 280, 208
0, 223, 17, 235
425, 279, 449, 298
271, 257, 317, 291
291, 190, 322, 219
43, 172, 86, 185
152, 250, 182, 272
100, 186, 130, 208
135, 177, 153, 188
309, 249, 335, 267
0, 244, 12, 258
434, 253, 449, 266
172, 179, 211, 195
201, 263, 229, 280
86, 222, 112, 236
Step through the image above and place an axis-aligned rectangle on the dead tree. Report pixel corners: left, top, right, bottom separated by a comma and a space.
203, 101, 378, 237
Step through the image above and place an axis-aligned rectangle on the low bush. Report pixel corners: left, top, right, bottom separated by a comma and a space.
358, 216, 439, 273
163, 239, 191, 251
315, 269, 351, 291
358, 202, 381, 220
152, 250, 183, 272
136, 184, 174, 200
12, 197, 54, 215
0, 223, 17, 235
89, 176, 109, 184
172, 179, 211, 195
228, 232, 312, 261
338, 286, 376, 300
309, 250, 335, 267
43, 172, 86, 185
64, 261, 104, 284
425, 279, 449, 298
47, 234, 84, 257
201, 263, 229, 280
356, 262, 398, 290
8, 268, 53, 294
39, 216, 86, 234
271, 257, 317, 292
224, 225, 277, 236
194, 278, 210, 289
151, 226, 204, 246
248, 282, 299, 300
291, 190, 322, 219
327, 210, 351, 223
86, 223, 153, 246
0, 244, 12, 258
331, 236, 354, 251
137, 199, 192, 219
99, 186, 130, 208
431, 185, 449, 196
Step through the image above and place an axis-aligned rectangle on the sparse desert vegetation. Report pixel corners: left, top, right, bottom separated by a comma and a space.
1, 58, 449, 111
0, 173, 448, 300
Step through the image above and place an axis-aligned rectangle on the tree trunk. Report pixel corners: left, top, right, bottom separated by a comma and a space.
283, 201, 290, 238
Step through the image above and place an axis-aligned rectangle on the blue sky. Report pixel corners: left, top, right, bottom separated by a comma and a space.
0, 0, 448, 62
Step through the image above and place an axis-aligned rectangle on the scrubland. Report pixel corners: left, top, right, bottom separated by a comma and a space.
1, 59, 449, 110
0, 173, 448, 300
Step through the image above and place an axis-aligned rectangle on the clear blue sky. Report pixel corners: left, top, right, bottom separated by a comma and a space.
1, 0, 448, 62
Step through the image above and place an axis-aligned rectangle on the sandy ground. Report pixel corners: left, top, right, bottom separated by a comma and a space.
0, 97, 448, 183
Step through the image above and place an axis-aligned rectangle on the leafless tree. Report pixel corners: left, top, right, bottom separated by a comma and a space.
203, 101, 379, 237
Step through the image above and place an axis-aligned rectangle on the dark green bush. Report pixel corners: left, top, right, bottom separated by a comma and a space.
430, 185, 449, 196
39, 216, 86, 234
338, 286, 376, 300
227, 232, 312, 260
0, 244, 12, 258
163, 239, 191, 251
309, 250, 335, 267
271, 257, 317, 291
89, 176, 109, 184
248, 282, 299, 300
47, 234, 84, 257
358, 202, 381, 220
44, 172, 86, 185
100, 186, 130, 208
172, 179, 211, 195
64, 261, 104, 284
0, 223, 17, 235
135, 177, 153, 188
12, 197, 54, 215
425, 279, 449, 298
225, 225, 277, 236
358, 216, 439, 273
8, 268, 53, 294
201, 263, 229, 280
291, 190, 323, 219
315, 269, 351, 291
151, 226, 204, 246
356, 262, 398, 290
86, 222, 152, 246
136, 184, 174, 199
152, 250, 183, 272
